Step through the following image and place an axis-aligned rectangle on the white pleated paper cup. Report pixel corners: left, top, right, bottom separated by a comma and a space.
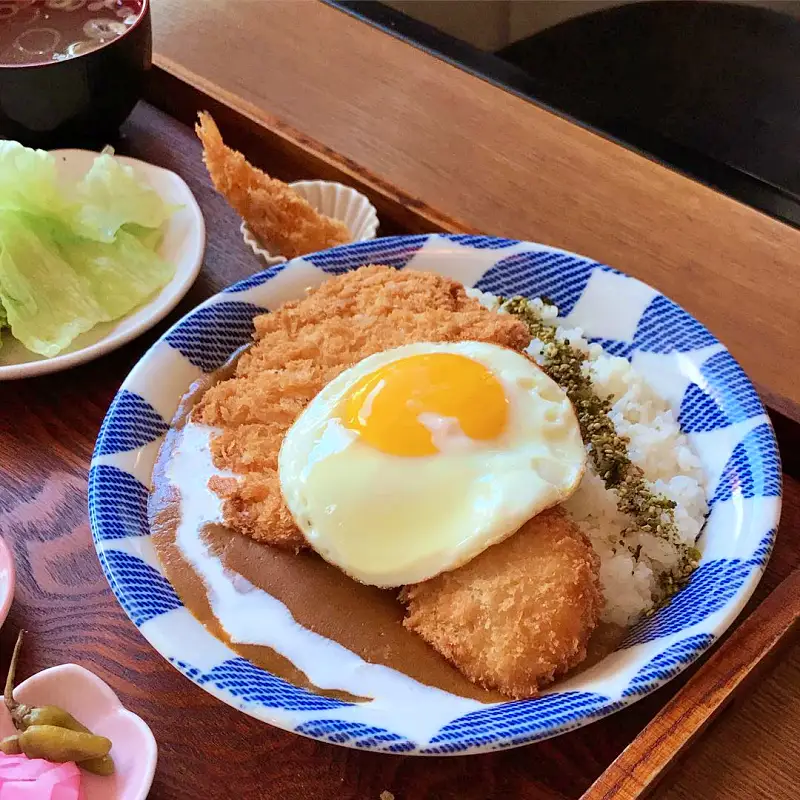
241, 180, 379, 266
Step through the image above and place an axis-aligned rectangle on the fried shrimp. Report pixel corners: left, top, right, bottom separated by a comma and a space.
196, 112, 351, 259
401, 507, 603, 698
193, 265, 531, 549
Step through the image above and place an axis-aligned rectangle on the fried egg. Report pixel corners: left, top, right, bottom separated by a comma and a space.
278, 341, 586, 587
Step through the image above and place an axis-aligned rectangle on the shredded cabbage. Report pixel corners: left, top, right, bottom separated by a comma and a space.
0, 142, 175, 357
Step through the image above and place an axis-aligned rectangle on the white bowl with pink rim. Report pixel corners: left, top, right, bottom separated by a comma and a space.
0, 537, 14, 629
0, 663, 157, 799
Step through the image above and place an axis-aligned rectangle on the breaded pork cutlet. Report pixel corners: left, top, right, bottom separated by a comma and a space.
401, 507, 603, 698
196, 112, 351, 259
194, 265, 531, 549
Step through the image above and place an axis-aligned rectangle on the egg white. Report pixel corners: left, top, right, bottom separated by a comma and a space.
278, 341, 586, 587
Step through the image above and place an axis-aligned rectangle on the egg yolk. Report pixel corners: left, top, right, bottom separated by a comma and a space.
339, 353, 509, 456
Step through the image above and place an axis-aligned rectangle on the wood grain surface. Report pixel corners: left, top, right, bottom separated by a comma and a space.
149, 0, 800, 423
0, 102, 798, 800
584, 567, 800, 799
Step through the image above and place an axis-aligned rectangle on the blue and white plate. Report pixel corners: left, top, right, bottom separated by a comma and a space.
89, 234, 781, 754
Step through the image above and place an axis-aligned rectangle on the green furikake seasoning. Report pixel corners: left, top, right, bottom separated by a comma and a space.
501, 296, 700, 602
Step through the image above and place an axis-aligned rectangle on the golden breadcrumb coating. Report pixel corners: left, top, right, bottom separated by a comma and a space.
194, 265, 531, 549
196, 111, 351, 259
401, 507, 603, 698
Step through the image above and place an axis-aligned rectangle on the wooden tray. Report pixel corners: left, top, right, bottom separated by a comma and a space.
141, 63, 800, 796
0, 61, 797, 800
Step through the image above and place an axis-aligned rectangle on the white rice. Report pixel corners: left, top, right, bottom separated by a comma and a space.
467, 289, 708, 626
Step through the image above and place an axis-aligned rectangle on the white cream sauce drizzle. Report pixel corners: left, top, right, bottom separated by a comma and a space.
166, 422, 484, 742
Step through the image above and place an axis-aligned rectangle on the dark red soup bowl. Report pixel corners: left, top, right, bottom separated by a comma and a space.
0, 0, 151, 148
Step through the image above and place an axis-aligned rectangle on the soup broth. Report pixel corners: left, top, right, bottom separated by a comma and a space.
0, 0, 144, 66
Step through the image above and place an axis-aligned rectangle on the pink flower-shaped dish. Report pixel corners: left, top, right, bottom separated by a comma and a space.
0, 664, 157, 800
0, 537, 14, 629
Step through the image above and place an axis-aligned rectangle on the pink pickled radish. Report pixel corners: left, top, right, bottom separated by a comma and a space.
0, 753, 81, 800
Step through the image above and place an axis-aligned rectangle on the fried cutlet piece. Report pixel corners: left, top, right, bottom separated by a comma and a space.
194, 265, 531, 549
196, 112, 351, 259
400, 507, 603, 699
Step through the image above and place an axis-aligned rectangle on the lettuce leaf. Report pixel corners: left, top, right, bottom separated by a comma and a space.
66, 228, 174, 321
71, 154, 172, 242
0, 144, 176, 357
0, 141, 67, 219
0, 212, 103, 355
0, 298, 7, 352
0, 211, 173, 356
